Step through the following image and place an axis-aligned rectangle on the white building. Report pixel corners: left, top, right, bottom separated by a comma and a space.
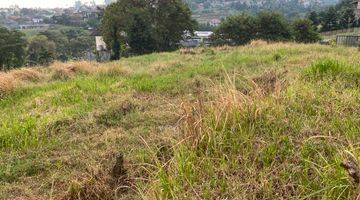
181, 31, 214, 47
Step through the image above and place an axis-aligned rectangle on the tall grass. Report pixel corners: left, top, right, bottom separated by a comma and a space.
0, 43, 359, 199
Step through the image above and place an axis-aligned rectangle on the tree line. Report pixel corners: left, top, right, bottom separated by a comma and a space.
308, 0, 360, 32
212, 11, 321, 46
0, 26, 94, 71
1, 0, 331, 71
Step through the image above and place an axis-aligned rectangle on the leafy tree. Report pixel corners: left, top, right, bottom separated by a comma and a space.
39, 30, 69, 61
101, 0, 196, 59
292, 19, 321, 43
339, 8, 356, 29
314, 0, 359, 32
101, 0, 137, 60
308, 11, 320, 26
213, 14, 257, 45
38, 27, 94, 61
27, 35, 56, 66
150, 0, 196, 51
319, 6, 339, 31
256, 11, 292, 41
0, 27, 27, 71
127, 9, 156, 54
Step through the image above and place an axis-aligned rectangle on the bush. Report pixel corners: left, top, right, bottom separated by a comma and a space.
256, 11, 292, 42
292, 19, 321, 43
27, 35, 56, 66
213, 14, 257, 45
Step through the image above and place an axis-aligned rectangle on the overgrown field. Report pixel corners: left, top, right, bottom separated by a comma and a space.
0, 42, 359, 199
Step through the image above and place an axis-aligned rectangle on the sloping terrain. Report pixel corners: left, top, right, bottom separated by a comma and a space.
0, 42, 359, 199
185, 0, 339, 22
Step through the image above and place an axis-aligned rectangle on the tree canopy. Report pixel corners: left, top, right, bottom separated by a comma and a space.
310, 0, 360, 32
256, 11, 292, 42
292, 19, 321, 43
27, 35, 56, 66
101, 0, 196, 59
0, 27, 27, 71
213, 14, 257, 45
213, 11, 293, 45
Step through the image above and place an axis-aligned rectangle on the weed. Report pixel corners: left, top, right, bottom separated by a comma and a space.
0, 42, 359, 199
0, 73, 14, 99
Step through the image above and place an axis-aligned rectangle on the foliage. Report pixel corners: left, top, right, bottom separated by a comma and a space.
101, 0, 196, 59
184, 0, 338, 21
0, 27, 27, 71
256, 11, 292, 42
213, 14, 257, 45
27, 35, 56, 66
38, 27, 94, 61
0, 43, 359, 199
314, 0, 360, 32
292, 19, 321, 43
213, 12, 294, 45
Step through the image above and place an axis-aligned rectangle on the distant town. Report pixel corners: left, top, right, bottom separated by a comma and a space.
0, 0, 116, 30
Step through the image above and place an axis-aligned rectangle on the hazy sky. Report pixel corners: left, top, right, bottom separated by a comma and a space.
0, 0, 105, 8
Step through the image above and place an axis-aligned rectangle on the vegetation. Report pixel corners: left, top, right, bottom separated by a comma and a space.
101, 0, 196, 59
38, 27, 95, 61
0, 27, 27, 71
0, 26, 95, 70
185, 0, 338, 21
308, 0, 360, 32
212, 14, 257, 45
292, 19, 321, 43
256, 11, 292, 41
0, 42, 359, 199
27, 35, 56, 66
213, 12, 320, 45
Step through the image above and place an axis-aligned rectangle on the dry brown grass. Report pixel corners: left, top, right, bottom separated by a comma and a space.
249, 39, 268, 46
0, 73, 15, 98
10, 68, 42, 82
179, 48, 197, 55
50, 61, 98, 80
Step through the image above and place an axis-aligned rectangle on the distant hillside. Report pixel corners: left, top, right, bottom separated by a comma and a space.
185, 0, 339, 23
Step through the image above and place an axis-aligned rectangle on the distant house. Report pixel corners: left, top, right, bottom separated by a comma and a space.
181, 31, 214, 48
209, 19, 221, 27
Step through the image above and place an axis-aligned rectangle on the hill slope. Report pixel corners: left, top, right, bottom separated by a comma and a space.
186, 0, 339, 23
0, 42, 359, 199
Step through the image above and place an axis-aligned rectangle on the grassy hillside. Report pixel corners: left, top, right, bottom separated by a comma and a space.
0, 42, 359, 199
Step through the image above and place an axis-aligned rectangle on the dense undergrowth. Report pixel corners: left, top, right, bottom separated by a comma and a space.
0, 42, 359, 199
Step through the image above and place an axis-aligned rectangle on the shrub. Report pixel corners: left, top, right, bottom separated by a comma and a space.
0, 73, 15, 99
10, 68, 41, 82
213, 14, 257, 45
292, 19, 321, 43
256, 11, 292, 42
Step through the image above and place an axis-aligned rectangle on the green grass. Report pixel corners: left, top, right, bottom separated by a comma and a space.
0, 43, 359, 199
